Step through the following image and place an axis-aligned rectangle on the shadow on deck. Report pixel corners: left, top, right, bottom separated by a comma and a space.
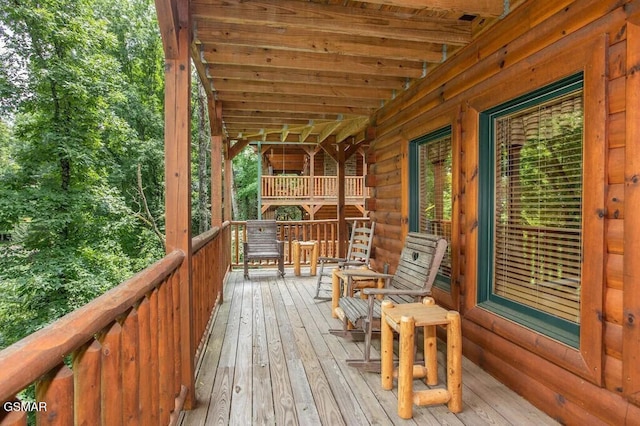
180, 268, 558, 425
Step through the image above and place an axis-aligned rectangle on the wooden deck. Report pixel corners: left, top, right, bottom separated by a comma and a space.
180, 268, 558, 426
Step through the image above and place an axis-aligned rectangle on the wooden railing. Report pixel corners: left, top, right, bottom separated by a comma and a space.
230, 218, 369, 269
191, 223, 231, 361
261, 176, 365, 201
0, 224, 231, 425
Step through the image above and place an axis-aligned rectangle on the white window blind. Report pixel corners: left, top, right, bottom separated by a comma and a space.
419, 135, 452, 279
493, 91, 583, 323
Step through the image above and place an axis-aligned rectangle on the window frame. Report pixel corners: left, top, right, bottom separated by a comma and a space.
409, 125, 453, 292
478, 73, 584, 348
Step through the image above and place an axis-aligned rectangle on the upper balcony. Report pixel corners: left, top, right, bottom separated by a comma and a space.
261, 175, 366, 204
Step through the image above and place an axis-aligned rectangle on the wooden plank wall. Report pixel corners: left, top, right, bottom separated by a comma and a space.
365, 0, 640, 423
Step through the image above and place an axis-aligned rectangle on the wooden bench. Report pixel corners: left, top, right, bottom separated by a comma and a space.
243, 220, 285, 279
331, 233, 447, 370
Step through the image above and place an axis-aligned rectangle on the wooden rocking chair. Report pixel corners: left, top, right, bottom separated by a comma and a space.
330, 233, 447, 370
243, 220, 285, 279
314, 221, 376, 300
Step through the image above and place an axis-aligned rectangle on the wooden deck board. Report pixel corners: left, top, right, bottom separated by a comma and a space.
181, 269, 558, 425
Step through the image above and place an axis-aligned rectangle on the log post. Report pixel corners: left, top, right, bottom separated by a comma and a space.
162, 0, 195, 409
337, 143, 346, 258
209, 99, 223, 228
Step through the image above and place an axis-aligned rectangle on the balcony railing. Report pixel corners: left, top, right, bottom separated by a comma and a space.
0, 223, 231, 425
261, 176, 366, 201
230, 218, 369, 269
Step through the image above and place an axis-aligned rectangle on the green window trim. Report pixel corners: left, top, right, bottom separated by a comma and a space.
478, 73, 583, 348
409, 126, 452, 291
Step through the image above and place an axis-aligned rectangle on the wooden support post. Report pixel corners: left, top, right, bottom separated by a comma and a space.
337, 143, 346, 257
162, 0, 194, 410
624, 22, 640, 404
209, 99, 223, 227
224, 143, 233, 222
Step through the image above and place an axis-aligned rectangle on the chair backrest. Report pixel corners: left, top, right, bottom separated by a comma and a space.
245, 220, 280, 256
389, 233, 448, 295
344, 221, 376, 265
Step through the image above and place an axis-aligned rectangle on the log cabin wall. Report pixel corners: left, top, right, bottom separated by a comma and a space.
366, 0, 640, 423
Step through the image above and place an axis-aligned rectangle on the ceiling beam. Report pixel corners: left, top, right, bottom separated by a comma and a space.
191, 0, 472, 45
206, 64, 407, 90
201, 45, 424, 79
210, 79, 394, 100
352, 0, 504, 17
216, 92, 382, 109
195, 22, 445, 62
221, 101, 375, 116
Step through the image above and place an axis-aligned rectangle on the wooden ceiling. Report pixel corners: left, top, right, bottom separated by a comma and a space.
190, 0, 512, 148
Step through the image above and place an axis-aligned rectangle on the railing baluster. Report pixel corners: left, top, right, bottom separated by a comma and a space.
169, 273, 181, 399
137, 298, 152, 426
73, 340, 101, 425
100, 322, 123, 425
148, 290, 160, 425
122, 309, 140, 425
35, 364, 73, 425
157, 282, 172, 424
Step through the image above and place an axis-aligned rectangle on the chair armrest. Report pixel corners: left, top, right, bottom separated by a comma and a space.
362, 288, 428, 297
340, 270, 394, 280
339, 260, 367, 268
318, 256, 346, 263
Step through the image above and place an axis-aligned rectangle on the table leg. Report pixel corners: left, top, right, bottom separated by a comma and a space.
331, 269, 340, 318
310, 242, 318, 276
398, 315, 415, 419
424, 325, 438, 386
293, 241, 301, 276
447, 311, 462, 413
381, 301, 394, 390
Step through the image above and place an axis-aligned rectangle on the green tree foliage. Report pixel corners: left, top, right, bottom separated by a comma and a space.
0, 0, 166, 349
233, 147, 259, 220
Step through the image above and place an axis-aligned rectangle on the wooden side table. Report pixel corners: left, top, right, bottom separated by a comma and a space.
380, 298, 462, 419
331, 267, 385, 319
292, 240, 319, 276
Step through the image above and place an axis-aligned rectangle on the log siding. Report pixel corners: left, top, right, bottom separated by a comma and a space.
367, 0, 640, 423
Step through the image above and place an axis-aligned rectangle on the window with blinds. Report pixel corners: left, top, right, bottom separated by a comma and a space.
409, 127, 452, 285
479, 74, 583, 345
